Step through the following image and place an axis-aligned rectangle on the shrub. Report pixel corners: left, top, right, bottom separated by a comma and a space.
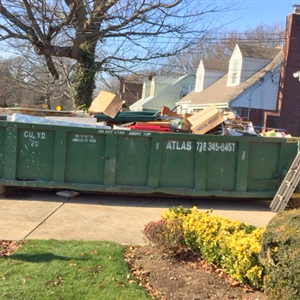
259, 209, 300, 300
142, 218, 184, 249
160, 206, 265, 288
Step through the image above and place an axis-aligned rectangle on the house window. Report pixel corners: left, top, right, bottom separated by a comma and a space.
180, 85, 194, 98
231, 61, 239, 85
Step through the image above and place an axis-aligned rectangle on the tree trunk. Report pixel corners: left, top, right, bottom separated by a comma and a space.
70, 43, 96, 108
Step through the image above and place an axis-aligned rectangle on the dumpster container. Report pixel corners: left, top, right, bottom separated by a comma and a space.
0, 119, 299, 198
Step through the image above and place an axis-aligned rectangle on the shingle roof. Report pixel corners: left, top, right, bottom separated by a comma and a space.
202, 60, 228, 72
238, 44, 280, 60
177, 49, 282, 107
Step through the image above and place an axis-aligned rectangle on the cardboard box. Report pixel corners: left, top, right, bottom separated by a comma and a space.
160, 106, 180, 117
88, 90, 123, 118
187, 105, 223, 134
182, 113, 193, 130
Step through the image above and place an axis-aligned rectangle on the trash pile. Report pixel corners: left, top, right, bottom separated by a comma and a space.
88, 91, 290, 138
0, 90, 291, 138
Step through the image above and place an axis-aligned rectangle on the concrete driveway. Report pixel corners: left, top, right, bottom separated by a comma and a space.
0, 189, 277, 245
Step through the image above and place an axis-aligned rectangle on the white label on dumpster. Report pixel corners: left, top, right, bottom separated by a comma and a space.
72, 134, 96, 143
196, 142, 235, 152
166, 141, 192, 151
165, 140, 236, 152
24, 131, 46, 147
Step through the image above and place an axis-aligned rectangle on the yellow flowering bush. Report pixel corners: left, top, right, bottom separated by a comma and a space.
161, 206, 265, 288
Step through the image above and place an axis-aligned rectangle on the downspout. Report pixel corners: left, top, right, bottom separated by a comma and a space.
247, 87, 255, 121
262, 72, 282, 133
247, 77, 264, 121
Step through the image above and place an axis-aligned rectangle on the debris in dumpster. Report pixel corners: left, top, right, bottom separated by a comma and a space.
129, 124, 172, 132
11, 113, 110, 129
6, 107, 75, 117
224, 119, 259, 136
93, 110, 160, 123
88, 90, 124, 118
187, 104, 225, 134
160, 105, 181, 117
1, 102, 292, 138
260, 130, 291, 138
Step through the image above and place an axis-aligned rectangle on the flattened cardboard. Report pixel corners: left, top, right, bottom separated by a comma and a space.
188, 105, 223, 134
182, 113, 193, 130
88, 90, 123, 118
160, 106, 180, 117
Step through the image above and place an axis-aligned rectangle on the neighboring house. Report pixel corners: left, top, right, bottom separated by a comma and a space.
177, 44, 281, 125
177, 4, 300, 136
119, 76, 143, 107
129, 74, 195, 111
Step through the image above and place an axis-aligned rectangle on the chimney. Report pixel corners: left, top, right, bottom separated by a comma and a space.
266, 5, 300, 135
293, 4, 300, 14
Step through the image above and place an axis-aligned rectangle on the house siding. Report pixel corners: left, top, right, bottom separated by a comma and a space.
143, 75, 195, 110
240, 57, 272, 83
231, 66, 280, 111
203, 70, 226, 90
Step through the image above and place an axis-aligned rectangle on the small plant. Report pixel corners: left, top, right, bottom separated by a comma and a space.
76, 103, 88, 112
142, 219, 185, 250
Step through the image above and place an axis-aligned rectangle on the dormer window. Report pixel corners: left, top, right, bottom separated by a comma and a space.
231, 61, 239, 85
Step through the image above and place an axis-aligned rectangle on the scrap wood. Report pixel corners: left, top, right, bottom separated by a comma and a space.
135, 121, 170, 127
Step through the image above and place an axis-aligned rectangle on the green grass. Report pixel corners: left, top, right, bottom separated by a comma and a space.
0, 240, 151, 300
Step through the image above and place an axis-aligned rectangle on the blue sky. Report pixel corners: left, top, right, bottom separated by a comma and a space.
225, 0, 296, 30
0, 0, 295, 59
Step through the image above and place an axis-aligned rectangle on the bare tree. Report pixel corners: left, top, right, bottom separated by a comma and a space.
160, 22, 285, 76
0, 0, 236, 107
0, 48, 72, 109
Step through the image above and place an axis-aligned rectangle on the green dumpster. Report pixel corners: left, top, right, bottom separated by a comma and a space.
0, 119, 299, 198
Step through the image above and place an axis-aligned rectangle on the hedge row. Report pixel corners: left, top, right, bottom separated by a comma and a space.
143, 206, 265, 288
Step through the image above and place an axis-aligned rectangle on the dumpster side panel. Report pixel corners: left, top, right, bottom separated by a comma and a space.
65, 132, 106, 184
0, 120, 300, 199
159, 138, 195, 188
16, 128, 55, 181
115, 136, 151, 186
247, 142, 280, 191
194, 137, 238, 192
247, 141, 298, 191
0, 126, 5, 177
205, 147, 237, 192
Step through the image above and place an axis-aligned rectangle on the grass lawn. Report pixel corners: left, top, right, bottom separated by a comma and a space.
0, 240, 151, 300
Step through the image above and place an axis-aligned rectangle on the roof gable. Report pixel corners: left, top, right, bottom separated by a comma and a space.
177, 49, 282, 108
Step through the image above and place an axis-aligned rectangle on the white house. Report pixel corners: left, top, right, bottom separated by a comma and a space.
176, 44, 281, 123
130, 74, 195, 111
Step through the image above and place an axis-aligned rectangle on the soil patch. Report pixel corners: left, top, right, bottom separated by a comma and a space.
125, 245, 268, 300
